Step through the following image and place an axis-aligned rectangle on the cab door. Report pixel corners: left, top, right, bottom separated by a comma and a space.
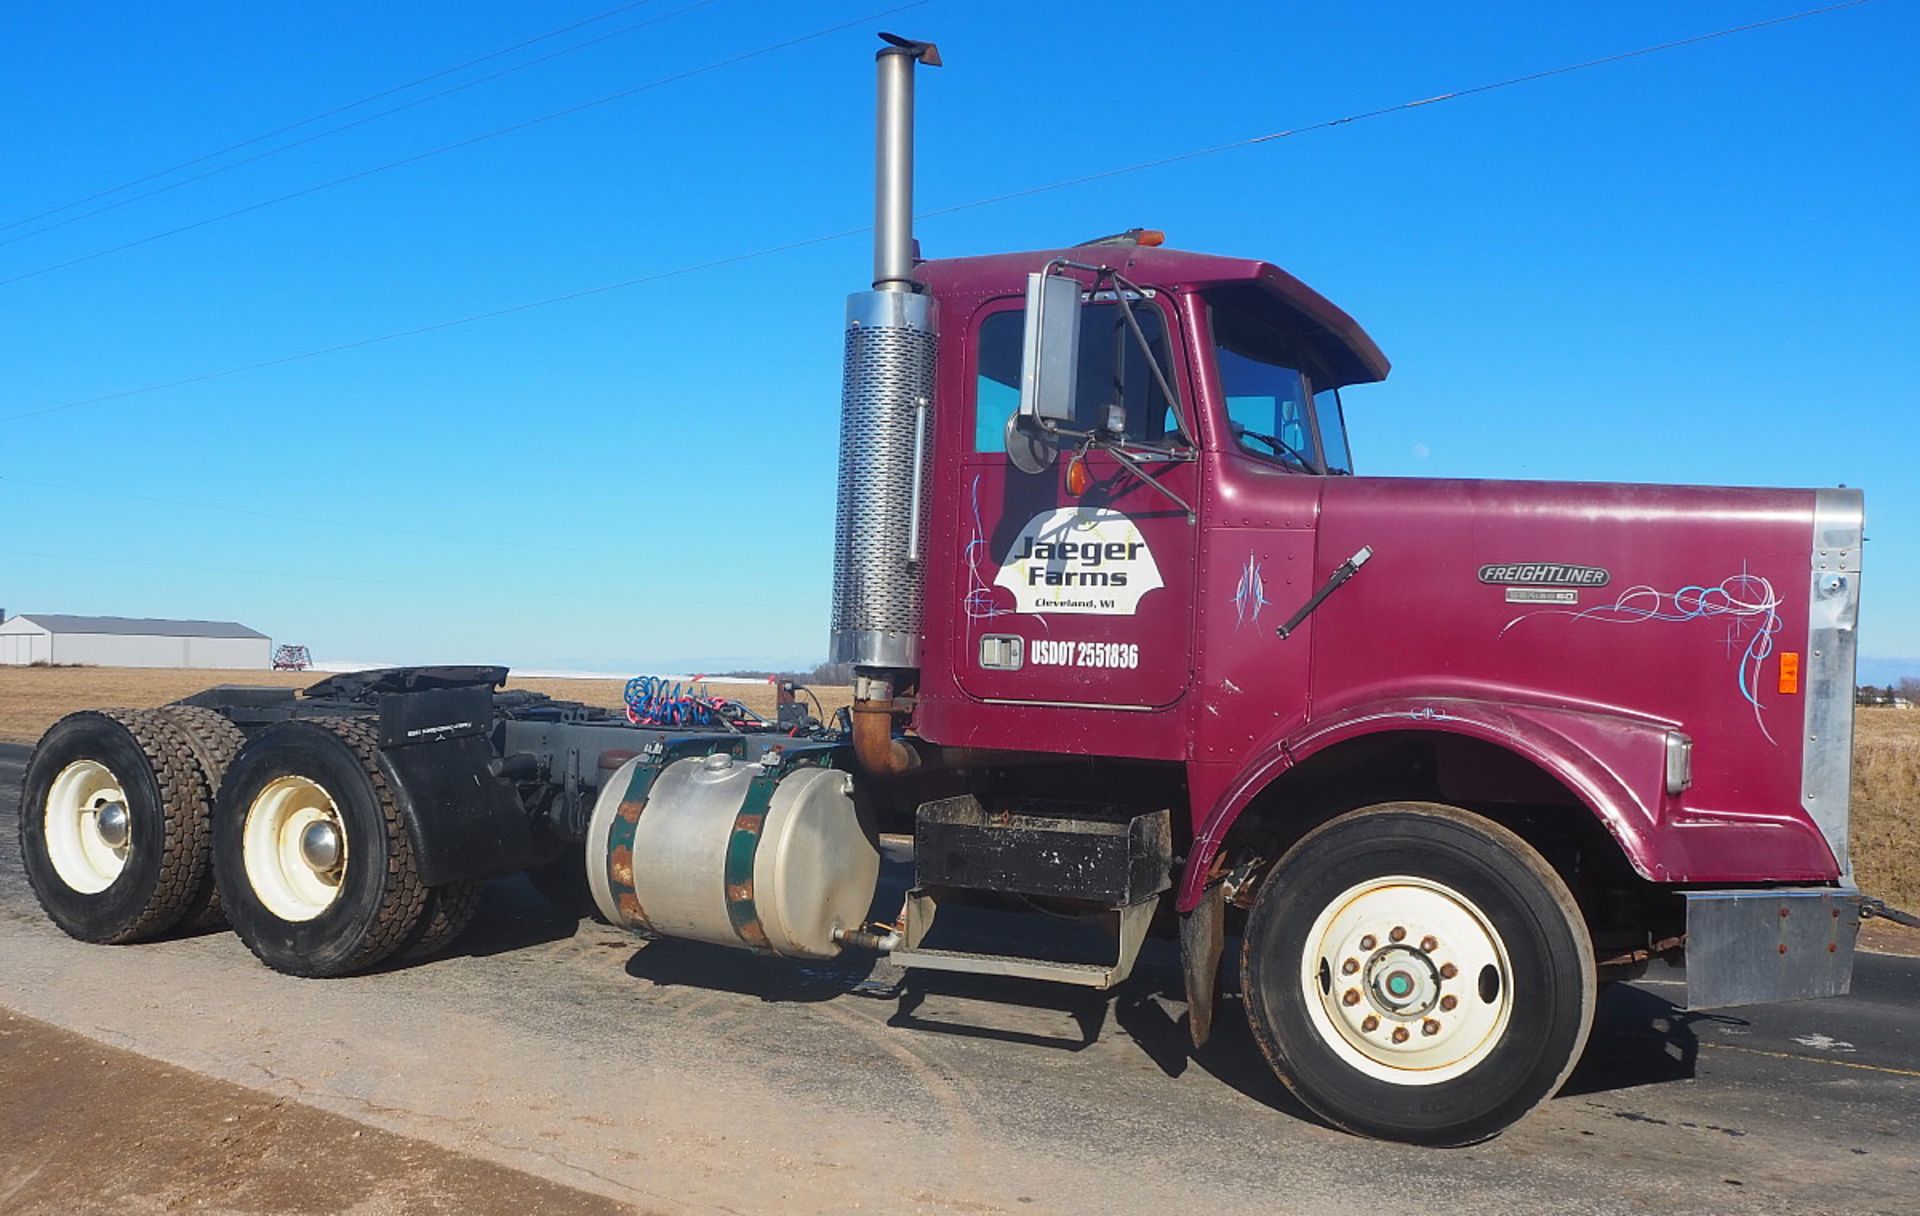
952, 292, 1199, 710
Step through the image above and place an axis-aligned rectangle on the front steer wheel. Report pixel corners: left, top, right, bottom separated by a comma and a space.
213, 718, 429, 977
1241, 803, 1595, 1146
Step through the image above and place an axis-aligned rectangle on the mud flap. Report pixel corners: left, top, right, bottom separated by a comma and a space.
1681, 887, 1861, 1009
1181, 880, 1226, 1048
375, 687, 534, 886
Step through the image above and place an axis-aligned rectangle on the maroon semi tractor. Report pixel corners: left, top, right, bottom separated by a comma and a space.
16, 37, 1869, 1145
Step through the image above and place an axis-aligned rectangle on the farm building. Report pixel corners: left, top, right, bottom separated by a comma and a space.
0, 614, 271, 669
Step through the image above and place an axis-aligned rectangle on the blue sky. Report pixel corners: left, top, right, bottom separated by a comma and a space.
1, 1, 1914, 673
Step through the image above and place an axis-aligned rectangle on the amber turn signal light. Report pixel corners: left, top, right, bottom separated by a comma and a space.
1066, 455, 1092, 496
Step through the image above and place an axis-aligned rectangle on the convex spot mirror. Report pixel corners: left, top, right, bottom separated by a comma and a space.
1006, 270, 1082, 474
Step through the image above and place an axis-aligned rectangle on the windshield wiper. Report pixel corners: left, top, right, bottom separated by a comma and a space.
1232, 424, 1325, 475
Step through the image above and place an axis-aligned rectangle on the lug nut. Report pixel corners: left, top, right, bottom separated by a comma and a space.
1422, 1019, 1441, 1037
1341, 958, 1359, 976
1392, 1026, 1410, 1044
1359, 935, 1377, 951
1440, 995, 1458, 1011
1420, 935, 1438, 953
1361, 1015, 1380, 1032
1439, 962, 1458, 980
1389, 926, 1407, 943
1342, 988, 1362, 1007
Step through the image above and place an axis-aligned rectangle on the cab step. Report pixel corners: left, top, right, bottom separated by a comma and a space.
883, 946, 1121, 987
878, 797, 1173, 990
883, 885, 1161, 991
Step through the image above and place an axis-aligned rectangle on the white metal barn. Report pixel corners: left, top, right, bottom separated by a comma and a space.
0, 614, 271, 669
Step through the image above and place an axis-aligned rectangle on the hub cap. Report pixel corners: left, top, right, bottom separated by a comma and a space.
43, 759, 132, 893
242, 775, 348, 922
1300, 876, 1513, 1085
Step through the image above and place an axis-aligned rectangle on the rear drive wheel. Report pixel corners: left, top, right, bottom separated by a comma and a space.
213, 719, 427, 976
18, 710, 212, 943
401, 879, 486, 961
1241, 803, 1595, 1146
154, 704, 248, 929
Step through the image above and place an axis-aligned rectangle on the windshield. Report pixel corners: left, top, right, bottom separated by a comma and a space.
1209, 298, 1341, 474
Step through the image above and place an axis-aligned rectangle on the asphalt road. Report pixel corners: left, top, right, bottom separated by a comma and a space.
2, 741, 1916, 1215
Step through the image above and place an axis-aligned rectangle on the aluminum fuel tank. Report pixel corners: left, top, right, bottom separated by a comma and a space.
587, 752, 878, 959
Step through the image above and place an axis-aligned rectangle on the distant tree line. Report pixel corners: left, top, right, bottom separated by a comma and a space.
705, 661, 854, 686
1857, 678, 1920, 706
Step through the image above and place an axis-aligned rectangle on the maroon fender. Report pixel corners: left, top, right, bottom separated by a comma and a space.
1175, 694, 1842, 911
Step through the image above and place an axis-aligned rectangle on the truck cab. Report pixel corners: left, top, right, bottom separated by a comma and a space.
833, 229, 1865, 1143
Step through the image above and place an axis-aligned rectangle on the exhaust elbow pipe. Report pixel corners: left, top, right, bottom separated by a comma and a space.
849, 677, 1047, 779
853, 692, 922, 777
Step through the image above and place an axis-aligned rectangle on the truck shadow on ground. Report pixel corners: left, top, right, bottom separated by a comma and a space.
441, 874, 1728, 1124
1560, 983, 1744, 1097
623, 937, 879, 1002
431, 876, 607, 961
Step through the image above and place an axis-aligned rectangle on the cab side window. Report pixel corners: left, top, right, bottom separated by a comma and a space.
973, 302, 1180, 453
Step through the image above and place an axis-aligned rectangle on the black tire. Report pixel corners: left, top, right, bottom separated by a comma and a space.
1240, 803, 1595, 1146
18, 709, 212, 944
213, 718, 428, 977
400, 879, 486, 961
153, 705, 248, 930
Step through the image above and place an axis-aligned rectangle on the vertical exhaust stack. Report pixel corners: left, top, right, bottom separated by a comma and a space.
832, 34, 940, 702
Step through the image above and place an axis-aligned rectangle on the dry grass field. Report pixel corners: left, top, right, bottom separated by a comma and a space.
1852, 708, 1920, 910
0, 667, 1912, 910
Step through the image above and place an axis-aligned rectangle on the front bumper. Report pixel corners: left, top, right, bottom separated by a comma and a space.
1680, 887, 1861, 1010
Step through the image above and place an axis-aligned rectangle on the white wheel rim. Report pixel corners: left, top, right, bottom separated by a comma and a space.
1299, 875, 1514, 1086
43, 759, 132, 894
243, 775, 348, 922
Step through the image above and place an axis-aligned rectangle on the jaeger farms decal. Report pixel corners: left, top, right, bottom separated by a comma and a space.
993, 507, 1164, 615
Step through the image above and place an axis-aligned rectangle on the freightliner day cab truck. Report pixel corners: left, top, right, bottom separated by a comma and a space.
16, 36, 1872, 1145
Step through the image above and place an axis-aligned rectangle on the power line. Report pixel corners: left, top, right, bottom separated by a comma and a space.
0, 0, 670, 236
0, 0, 1877, 427
919, 0, 1886, 222
0, 0, 722, 251
0, 1, 931, 290
0, 226, 863, 423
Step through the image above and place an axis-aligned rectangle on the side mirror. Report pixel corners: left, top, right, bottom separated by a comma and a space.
1019, 271, 1081, 423
1006, 271, 1080, 473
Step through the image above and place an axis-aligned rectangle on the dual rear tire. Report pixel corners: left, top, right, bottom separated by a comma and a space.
19, 710, 215, 943
211, 719, 434, 976
21, 711, 484, 975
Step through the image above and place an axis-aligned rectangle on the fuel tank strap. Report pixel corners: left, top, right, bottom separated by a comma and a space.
606, 762, 665, 930
721, 771, 780, 953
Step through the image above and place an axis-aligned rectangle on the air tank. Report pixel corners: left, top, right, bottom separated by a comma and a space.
586, 753, 879, 959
